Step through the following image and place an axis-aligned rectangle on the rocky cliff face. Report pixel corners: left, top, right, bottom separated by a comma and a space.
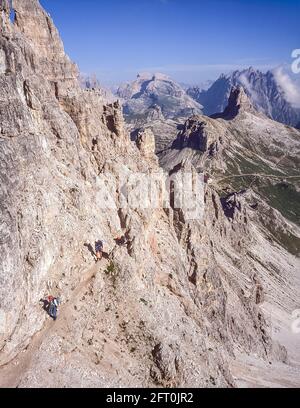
159, 87, 300, 385
0, 0, 299, 388
187, 67, 300, 127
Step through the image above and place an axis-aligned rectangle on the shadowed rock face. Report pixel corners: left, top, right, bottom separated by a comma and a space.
211, 86, 257, 120
0, 0, 300, 389
172, 117, 213, 151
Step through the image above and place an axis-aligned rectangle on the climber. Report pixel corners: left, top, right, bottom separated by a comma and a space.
47, 295, 60, 321
115, 234, 127, 246
95, 240, 104, 261
204, 173, 210, 184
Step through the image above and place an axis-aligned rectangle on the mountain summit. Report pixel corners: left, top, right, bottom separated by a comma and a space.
117, 73, 203, 123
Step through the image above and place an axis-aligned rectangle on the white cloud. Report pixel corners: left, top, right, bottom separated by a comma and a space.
273, 66, 300, 108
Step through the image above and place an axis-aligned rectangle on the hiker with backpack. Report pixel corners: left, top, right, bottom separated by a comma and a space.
95, 240, 104, 262
46, 295, 60, 321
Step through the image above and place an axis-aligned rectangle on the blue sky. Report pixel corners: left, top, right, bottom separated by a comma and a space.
40, 0, 300, 86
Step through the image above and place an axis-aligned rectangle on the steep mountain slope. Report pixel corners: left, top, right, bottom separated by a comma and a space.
160, 87, 300, 382
187, 67, 300, 127
117, 72, 203, 124
0, 0, 299, 388
161, 87, 300, 256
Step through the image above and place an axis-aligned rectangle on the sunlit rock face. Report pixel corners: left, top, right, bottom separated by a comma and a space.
117, 72, 203, 122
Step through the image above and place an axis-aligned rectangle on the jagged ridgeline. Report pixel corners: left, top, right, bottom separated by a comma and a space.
187, 67, 300, 128
0, 0, 300, 388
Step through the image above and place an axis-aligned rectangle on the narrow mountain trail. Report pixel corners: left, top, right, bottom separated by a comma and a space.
0, 259, 109, 388
216, 173, 300, 182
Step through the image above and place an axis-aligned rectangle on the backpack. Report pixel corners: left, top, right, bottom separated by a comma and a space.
95, 241, 103, 251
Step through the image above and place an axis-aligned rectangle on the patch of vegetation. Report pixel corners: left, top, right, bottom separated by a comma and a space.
258, 211, 300, 256
276, 231, 300, 257
258, 182, 300, 226
104, 261, 119, 288
219, 148, 300, 224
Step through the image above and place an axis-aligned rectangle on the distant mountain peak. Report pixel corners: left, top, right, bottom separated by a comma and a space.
117, 72, 202, 123
187, 67, 300, 127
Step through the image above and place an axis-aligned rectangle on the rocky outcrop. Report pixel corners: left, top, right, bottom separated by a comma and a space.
131, 118, 184, 155
144, 104, 164, 122
136, 128, 157, 161
172, 115, 225, 154
211, 86, 258, 120
151, 343, 181, 386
